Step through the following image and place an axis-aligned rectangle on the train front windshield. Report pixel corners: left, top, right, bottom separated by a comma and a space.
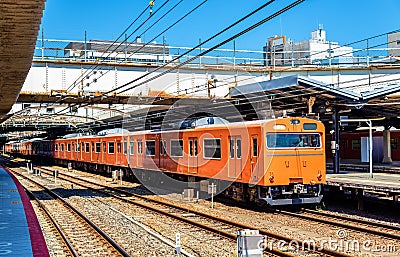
266, 133, 321, 148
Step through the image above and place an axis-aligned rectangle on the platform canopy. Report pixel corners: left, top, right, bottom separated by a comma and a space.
230, 75, 400, 129
0, 0, 46, 117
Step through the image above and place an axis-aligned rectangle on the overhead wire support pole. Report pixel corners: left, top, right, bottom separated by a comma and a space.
332, 109, 340, 174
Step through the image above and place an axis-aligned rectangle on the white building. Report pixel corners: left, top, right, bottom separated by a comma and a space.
264, 26, 354, 66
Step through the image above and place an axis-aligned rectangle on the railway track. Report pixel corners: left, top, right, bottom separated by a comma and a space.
285, 208, 400, 240
9, 166, 131, 257
5, 164, 197, 256
28, 164, 351, 257
27, 186, 78, 257
4, 156, 399, 256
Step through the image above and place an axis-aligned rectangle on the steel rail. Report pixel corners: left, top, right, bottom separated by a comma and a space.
37, 165, 349, 257
299, 208, 400, 238
24, 186, 80, 257
9, 168, 132, 257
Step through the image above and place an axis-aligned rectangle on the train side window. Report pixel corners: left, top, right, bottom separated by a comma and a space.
108, 142, 115, 154
95, 142, 101, 153
229, 139, 234, 158
252, 137, 258, 157
61, 144, 64, 152
102, 142, 106, 153
204, 139, 221, 159
77, 143, 81, 152
130, 141, 135, 155
123, 142, 127, 155
189, 140, 194, 156
138, 141, 143, 154
237, 139, 242, 159
194, 140, 198, 156
67, 144, 71, 152
391, 138, 398, 150
117, 142, 122, 153
352, 139, 361, 150
170, 139, 183, 157
145, 140, 156, 156
92, 142, 95, 152
85, 143, 90, 153
55, 144, 58, 152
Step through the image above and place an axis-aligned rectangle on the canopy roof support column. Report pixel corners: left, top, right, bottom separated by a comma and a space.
382, 128, 392, 164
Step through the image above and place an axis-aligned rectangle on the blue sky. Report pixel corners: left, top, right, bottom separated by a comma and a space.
39, 0, 400, 50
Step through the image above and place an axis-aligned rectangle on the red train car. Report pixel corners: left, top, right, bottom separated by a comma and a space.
326, 130, 400, 162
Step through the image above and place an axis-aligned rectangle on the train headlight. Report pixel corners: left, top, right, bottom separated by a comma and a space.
317, 174, 323, 181
310, 179, 316, 185
269, 175, 274, 183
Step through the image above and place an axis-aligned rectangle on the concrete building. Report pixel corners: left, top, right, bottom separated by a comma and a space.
264, 26, 354, 66
388, 31, 400, 56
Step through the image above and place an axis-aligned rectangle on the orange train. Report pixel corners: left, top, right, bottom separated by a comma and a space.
5, 117, 326, 205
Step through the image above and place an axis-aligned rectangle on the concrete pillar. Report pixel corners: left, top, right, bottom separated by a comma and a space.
382, 129, 392, 163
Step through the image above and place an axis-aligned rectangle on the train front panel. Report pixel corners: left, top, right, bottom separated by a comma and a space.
259, 118, 325, 205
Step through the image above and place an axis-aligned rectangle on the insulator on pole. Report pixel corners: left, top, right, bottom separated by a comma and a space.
149, 1, 154, 16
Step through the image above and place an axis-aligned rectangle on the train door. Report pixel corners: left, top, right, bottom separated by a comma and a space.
137, 140, 143, 167
116, 140, 122, 165
158, 139, 166, 170
228, 136, 242, 179
251, 135, 259, 182
188, 138, 198, 174
102, 140, 106, 164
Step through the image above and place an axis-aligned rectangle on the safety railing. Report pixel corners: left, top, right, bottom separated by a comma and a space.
33, 31, 400, 69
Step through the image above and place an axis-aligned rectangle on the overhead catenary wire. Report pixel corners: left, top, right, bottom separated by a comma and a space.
39, 0, 287, 120
29, 1, 400, 128
81, 0, 205, 92
105, 0, 281, 95
13, 31, 400, 128
66, 2, 152, 92
57, 0, 307, 127
73, 0, 270, 97
67, 0, 172, 93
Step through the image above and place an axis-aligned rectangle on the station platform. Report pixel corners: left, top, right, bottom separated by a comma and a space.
326, 160, 400, 200
326, 172, 400, 194
0, 166, 49, 256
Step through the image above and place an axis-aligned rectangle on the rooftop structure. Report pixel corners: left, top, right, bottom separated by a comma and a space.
64, 38, 171, 63
388, 31, 400, 57
263, 26, 354, 66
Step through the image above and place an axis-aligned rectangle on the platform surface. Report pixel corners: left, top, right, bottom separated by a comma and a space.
327, 171, 400, 193
0, 167, 49, 256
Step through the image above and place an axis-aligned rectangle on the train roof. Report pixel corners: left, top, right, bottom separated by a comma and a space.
53, 117, 322, 140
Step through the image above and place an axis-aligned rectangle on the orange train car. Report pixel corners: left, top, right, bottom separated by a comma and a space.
7, 117, 325, 205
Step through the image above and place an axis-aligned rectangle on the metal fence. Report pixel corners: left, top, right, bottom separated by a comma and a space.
34, 31, 400, 69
